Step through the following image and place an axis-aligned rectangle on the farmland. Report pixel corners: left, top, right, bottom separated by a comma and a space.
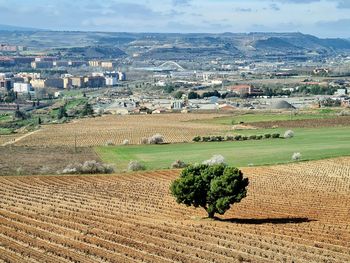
0, 157, 349, 262
0, 146, 101, 176
12, 113, 227, 147
96, 126, 350, 171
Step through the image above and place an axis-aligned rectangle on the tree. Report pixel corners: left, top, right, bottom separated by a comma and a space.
188, 91, 200, 99
81, 102, 94, 116
174, 91, 185, 99
57, 106, 67, 119
170, 164, 249, 218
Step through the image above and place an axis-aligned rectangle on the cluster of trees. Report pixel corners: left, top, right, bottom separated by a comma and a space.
57, 102, 94, 120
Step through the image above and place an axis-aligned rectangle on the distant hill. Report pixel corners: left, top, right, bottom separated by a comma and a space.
254, 37, 301, 50
0, 24, 40, 31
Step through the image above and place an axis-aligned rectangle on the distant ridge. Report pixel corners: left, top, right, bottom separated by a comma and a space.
0, 24, 41, 31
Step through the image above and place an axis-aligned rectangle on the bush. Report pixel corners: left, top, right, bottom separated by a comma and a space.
338, 110, 350, 116
264, 134, 271, 139
249, 135, 257, 140
105, 140, 115, 146
202, 155, 226, 165
141, 137, 148, 144
272, 133, 280, 138
170, 164, 249, 218
284, 130, 294, 139
292, 152, 302, 161
256, 135, 263, 140
226, 135, 234, 141
128, 161, 146, 171
61, 160, 114, 174
122, 139, 129, 145
234, 135, 242, 141
242, 136, 248, 141
202, 136, 210, 142
148, 134, 164, 144
171, 160, 188, 169
193, 136, 201, 142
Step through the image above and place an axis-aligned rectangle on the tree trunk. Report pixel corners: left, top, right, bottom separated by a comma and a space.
208, 211, 215, 218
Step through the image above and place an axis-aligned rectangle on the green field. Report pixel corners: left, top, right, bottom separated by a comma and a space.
194, 110, 337, 125
95, 126, 350, 171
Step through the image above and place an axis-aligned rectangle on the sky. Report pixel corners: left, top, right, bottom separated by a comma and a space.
0, 0, 349, 38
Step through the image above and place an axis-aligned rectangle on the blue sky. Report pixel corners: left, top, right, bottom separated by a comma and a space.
0, 0, 349, 37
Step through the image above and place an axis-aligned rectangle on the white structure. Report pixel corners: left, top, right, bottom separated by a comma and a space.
118, 71, 126, 81
13, 83, 32, 93
105, 77, 118, 86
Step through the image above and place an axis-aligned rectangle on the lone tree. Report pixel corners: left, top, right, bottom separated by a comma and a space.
170, 164, 249, 218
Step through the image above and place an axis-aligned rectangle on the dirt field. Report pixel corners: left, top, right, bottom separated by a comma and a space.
13, 113, 227, 147
0, 157, 349, 262
252, 116, 350, 129
0, 146, 101, 175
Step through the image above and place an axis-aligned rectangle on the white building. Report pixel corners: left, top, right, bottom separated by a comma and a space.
105, 77, 118, 86
13, 83, 32, 93
118, 71, 126, 81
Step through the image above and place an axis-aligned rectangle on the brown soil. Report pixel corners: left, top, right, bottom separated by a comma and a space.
252, 116, 350, 128
0, 158, 349, 262
0, 146, 101, 175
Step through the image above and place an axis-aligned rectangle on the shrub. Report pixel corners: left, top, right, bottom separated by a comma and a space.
264, 134, 271, 139
249, 135, 257, 140
193, 136, 201, 142
338, 110, 350, 116
105, 140, 115, 146
122, 139, 129, 145
202, 136, 210, 142
242, 136, 248, 141
226, 135, 234, 141
61, 161, 114, 174
170, 164, 249, 218
234, 135, 242, 141
128, 161, 146, 171
292, 152, 302, 161
141, 137, 148, 144
284, 130, 294, 139
171, 160, 188, 169
148, 134, 164, 144
256, 135, 263, 140
202, 155, 226, 165
272, 133, 280, 138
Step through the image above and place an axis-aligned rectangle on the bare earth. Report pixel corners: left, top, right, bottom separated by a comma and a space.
0, 146, 101, 175
0, 157, 349, 262
13, 113, 227, 147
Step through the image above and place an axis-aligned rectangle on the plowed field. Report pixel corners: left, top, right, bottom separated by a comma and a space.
13, 114, 226, 147
0, 157, 349, 262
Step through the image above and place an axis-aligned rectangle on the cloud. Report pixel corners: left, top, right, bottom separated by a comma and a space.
336, 0, 350, 9
235, 8, 253, 12
172, 0, 192, 6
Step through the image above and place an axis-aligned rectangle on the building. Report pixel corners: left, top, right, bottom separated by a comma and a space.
31, 61, 53, 69
0, 79, 12, 90
228, 84, 263, 96
69, 77, 85, 89
13, 83, 32, 93
45, 78, 64, 89
105, 77, 118, 86
101, 61, 116, 69
30, 79, 46, 89
84, 76, 105, 88
118, 71, 126, 81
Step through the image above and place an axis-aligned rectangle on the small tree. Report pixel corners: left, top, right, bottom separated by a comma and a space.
284, 130, 294, 139
57, 106, 67, 119
170, 164, 249, 218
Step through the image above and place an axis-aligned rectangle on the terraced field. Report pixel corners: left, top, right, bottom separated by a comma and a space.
0, 157, 349, 262
13, 114, 227, 147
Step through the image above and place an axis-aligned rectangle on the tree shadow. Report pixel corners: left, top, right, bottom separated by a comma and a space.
215, 217, 316, 225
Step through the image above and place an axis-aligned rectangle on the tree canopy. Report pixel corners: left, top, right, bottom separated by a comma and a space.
170, 164, 249, 218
